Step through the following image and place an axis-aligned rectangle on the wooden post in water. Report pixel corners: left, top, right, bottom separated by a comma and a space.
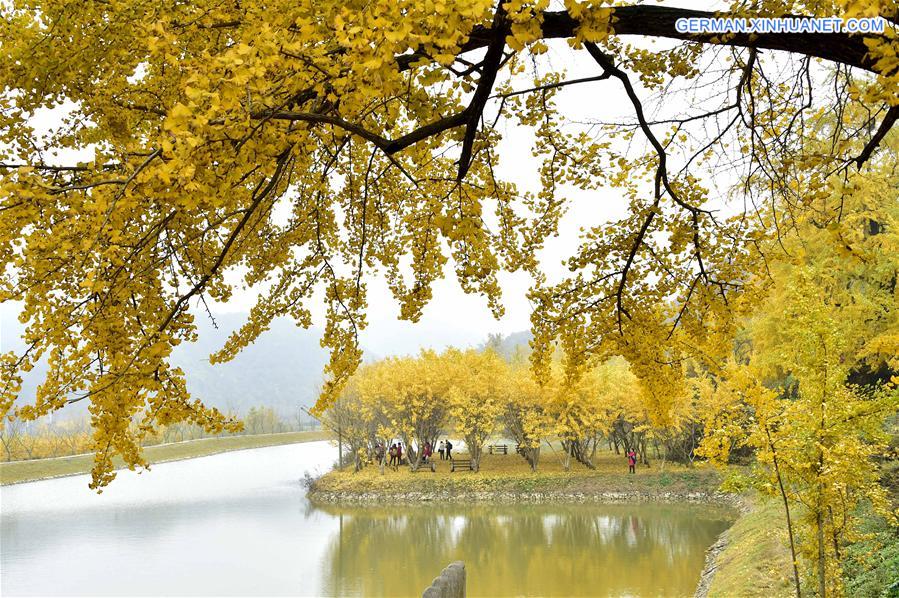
422, 562, 465, 598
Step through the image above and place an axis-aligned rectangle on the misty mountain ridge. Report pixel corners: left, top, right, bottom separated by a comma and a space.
2, 307, 532, 421
3, 312, 329, 420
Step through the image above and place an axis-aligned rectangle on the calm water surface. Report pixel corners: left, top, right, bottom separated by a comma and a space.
1, 442, 733, 597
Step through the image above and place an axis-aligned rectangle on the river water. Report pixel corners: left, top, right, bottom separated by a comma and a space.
1, 441, 733, 597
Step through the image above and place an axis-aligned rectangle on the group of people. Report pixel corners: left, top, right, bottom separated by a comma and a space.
437, 439, 453, 460
373, 441, 404, 468
412, 439, 455, 464
373, 439, 455, 469
375, 439, 639, 473
387, 442, 403, 467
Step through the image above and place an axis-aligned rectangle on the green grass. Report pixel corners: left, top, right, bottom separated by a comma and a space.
707, 496, 796, 598
842, 503, 899, 598
841, 460, 899, 598
0, 430, 329, 485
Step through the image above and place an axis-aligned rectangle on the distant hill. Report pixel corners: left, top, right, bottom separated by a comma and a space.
480, 330, 533, 361
169, 313, 331, 417
2, 303, 534, 420
2, 310, 330, 420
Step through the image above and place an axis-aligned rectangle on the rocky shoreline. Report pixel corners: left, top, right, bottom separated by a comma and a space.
695, 530, 731, 598
694, 497, 753, 597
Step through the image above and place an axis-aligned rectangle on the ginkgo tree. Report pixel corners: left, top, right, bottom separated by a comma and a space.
1, 0, 897, 487
447, 348, 508, 472
503, 359, 553, 471
357, 351, 454, 472
698, 130, 899, 598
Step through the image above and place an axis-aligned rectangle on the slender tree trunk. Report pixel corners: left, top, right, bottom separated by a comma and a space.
817, 504, 826, 598
766, 427, 802, 598
828, 506, 842, 561
817, 348, 828, 598
1, 434, 13, 461
548, 439, 571, 471
378, 437, 388, 474
639, 436, 649, 466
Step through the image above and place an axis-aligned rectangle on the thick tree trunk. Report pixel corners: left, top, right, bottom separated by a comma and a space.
571, 439, 596, 469
408, 445, 422, 472
552, 439, 572, 471
527, 446, 540, 471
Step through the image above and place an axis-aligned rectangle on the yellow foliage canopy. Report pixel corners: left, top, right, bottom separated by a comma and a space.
0, 0, 897, 486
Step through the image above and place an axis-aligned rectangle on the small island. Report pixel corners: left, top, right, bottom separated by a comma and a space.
311, 448, 729, 505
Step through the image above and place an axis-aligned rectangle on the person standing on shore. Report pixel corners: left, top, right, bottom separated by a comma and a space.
627, 449, 637, 474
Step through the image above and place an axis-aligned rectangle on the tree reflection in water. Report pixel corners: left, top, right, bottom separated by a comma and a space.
318, 503, 734, 597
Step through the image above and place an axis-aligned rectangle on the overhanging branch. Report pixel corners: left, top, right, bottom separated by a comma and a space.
855, 105, 899, 167
449, 7, 888, 73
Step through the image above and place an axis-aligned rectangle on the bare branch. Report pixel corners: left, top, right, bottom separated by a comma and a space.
855, 105, 899, 168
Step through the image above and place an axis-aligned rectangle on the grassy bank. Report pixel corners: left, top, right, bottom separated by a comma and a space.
708, 461, 899, 597
706, 497, 796, 597
0, 430, 329, 485
311, 449, 725, 499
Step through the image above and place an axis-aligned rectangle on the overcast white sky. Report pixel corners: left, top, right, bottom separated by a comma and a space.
208, 44, 639, 356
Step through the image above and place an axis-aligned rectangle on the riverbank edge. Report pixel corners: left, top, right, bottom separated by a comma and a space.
0, 431, 329, 486
308, 487, 745, 507
694, 497, 754, 597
